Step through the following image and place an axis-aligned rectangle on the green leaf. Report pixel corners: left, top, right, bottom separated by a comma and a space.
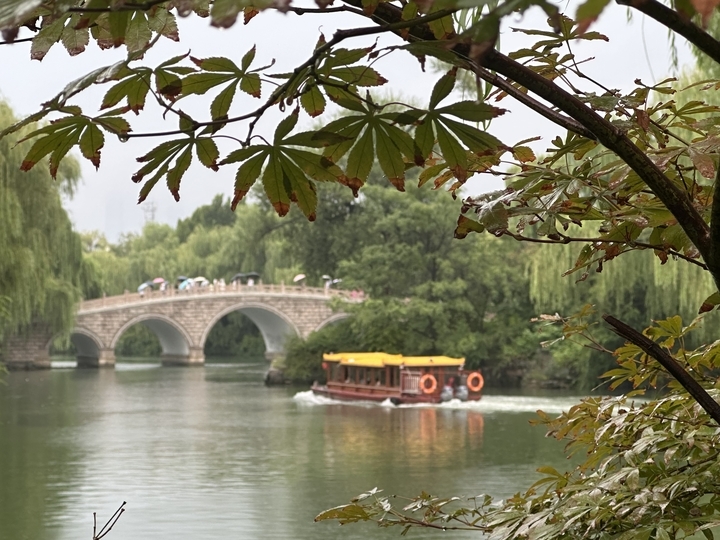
279, 154, 317, 220
220, 146, 264, 165
191, 56, 239, 73
575, 0, 611, 33
210, 83, 236, 121
263, 150, 291, 216
330, 66, 387, 87
239, 73, 261, 97
49, 124, 83, 178
418, 162, 446, 188
454, 215, 486, 239
414, 117, 435, 163
182, 73, 235, 96
428, 12, 455, 39
241, 46, 256, 71
31, 17, 66, 61
20, 127, 74, 173
429, 69, 456, 109
434, 121, 467, 172
125, 12, 152, 53
138, 162, 170, 203
95, 116, 131, 136
108, 11, 131, 47
435, 101, 506, 122
375, 125, 406, 191
231, 151, 267, 210
274, 110, 299, 144
166, 146, 193, 201
300, 85, 326, 117
284, 130, 350, 148
439, 116, 503, 153
195, 137, 219, 170
699, 292, 720, 314
323, 47, 370, 69
61, 15, 89, 56
147, 8, 179, 41
284, 149, 344, 183
345, 127, 374, 187
79, 123, 105, 169
210, 0, 243, 28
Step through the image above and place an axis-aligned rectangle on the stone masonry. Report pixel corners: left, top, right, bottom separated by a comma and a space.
2, 285, 351, 369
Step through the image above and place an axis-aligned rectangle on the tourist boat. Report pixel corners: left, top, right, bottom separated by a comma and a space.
311, 352, 484, 405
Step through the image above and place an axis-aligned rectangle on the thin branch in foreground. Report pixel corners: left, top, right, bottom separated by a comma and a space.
603, 315, 720, 426
93, 502, 126, 540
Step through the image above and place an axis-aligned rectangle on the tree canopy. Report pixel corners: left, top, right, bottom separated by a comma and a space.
0, 102, 96, 344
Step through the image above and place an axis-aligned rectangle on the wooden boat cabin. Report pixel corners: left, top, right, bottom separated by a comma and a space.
311, 352, 484, 405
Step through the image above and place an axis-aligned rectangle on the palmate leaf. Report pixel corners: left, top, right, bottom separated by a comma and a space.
410, 69, 506, 187
221, 110, 346, 217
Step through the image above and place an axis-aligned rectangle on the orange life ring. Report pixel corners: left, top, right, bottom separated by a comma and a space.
467, 372, 484, 393
419, 374, 437, 394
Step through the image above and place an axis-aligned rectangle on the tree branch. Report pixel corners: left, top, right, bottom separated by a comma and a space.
343, 0, 712, 270
616, 0, 720, 66
603, 314, 720, 426
472, 66, 598, 141
708, 166, 720, 289
479, 49, 712, 262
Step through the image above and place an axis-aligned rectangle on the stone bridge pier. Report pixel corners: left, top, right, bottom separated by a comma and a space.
2, 285, 353, 370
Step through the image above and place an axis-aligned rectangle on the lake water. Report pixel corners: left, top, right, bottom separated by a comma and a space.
0, 358, 586, 540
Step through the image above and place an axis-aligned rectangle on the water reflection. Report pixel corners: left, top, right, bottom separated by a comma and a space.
1, 360, 582, 540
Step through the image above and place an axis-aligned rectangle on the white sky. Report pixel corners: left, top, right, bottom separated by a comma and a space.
0, 2, 695, 240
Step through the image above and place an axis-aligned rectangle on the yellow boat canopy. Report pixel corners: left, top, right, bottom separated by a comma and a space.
322, 352, 465, 368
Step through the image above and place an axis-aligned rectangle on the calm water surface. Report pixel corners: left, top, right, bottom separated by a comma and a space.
0, 358, 586, 540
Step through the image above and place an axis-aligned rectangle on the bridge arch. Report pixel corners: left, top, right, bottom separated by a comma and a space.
314, 313, 351, 333
111, 314, 194, 363
46, 326, 106, 363
201, 302, 300, 358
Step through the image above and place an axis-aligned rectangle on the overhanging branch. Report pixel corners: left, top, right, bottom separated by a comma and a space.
616, 0, 720, 66
343, 0, 713, 270
604, 315, 720, 426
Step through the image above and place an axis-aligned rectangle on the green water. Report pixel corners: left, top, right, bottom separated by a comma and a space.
0, 358, 585, 540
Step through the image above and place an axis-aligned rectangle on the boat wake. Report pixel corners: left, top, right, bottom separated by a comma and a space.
293, 390, 586, 414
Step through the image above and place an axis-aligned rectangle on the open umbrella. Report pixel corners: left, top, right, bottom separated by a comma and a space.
152, 277, 166, 284
194, 276, 209, 287
137, 282, 152, 293
293, 273, 306, 283
178, 279, 193, 290
177, 275, 189, 283
231, 272, 246, 283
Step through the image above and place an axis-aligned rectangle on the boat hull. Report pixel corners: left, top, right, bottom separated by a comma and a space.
311, 383, 480, 405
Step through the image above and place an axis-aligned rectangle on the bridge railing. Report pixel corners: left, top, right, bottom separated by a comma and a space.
78, 282, 363, 311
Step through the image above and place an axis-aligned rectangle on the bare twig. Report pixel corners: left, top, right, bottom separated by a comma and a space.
93, 502, 126, 540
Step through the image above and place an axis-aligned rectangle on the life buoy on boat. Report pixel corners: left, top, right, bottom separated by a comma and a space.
467, 372, 484, 393
420, 374, 437, 394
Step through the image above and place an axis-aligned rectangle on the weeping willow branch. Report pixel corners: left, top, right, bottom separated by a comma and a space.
615, 0, 720, 66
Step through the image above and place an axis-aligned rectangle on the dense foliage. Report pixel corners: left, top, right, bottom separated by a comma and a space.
0, 103, 97, 348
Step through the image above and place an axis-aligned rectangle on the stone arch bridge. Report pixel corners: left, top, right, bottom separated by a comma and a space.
4, 284, 353, 369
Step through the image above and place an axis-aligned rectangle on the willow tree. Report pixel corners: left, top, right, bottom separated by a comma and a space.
0, 103, 93, 345
7, 0, 720, 535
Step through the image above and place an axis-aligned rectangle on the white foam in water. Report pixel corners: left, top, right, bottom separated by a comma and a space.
292, 390, 586, 414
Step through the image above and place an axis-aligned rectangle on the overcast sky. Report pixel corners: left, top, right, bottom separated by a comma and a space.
0, 2, 695, 241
